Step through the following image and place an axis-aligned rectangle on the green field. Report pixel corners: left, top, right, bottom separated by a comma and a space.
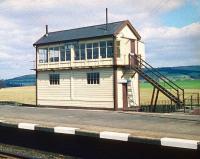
0, 79, 199, 105
140, 79, 200, 89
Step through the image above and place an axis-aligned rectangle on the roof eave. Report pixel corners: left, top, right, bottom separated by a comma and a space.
33, 34, 114, 47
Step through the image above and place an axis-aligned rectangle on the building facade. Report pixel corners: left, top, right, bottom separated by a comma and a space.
33, 20, 145, 110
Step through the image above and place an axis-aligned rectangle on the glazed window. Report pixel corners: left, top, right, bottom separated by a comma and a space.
74, 44, 80, 60
87, 72, 100, 84
93, 43, 99, 59
80, 44, 86, 60
49, 74, 60, 85
86, 43, 92, 59
60, 46, 65, 61
65, 47, 71, 61
49, 47, 59, 62
38, 48, 48, 63
100, 41, 106, 58
107, 41, 113, 58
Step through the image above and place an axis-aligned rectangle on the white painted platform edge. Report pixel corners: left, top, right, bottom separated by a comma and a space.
100, 131, 130, 141
18, 123, 38, 130
54, 127, 79, 134
161, 137, 199, 150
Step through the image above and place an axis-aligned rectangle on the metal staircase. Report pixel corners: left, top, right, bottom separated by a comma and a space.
129, 53, 185, 111
127, 81, 137, 107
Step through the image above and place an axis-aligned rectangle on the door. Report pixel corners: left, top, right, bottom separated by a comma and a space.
122, 83, 128, 111
130, 40, 138, 67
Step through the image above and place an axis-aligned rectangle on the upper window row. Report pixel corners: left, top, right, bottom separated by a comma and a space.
38, 41, 116, 63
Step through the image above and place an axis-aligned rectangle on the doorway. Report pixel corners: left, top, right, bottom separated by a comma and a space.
122, 83, 128, 111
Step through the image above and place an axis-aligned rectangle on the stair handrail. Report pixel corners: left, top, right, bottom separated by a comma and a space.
130, 54, 179, 92
130, 53, 183, 91
129, 53, 184, 105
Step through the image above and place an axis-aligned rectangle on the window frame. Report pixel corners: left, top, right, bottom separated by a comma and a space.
49, 74, 60, 85
38, 48, 48, 63
49, 47, 60, 62
87, 72, 100, 85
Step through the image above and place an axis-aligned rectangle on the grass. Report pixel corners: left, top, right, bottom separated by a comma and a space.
0, 79, 199, 106
140, 79, 200, 89
0, 86, 35, 105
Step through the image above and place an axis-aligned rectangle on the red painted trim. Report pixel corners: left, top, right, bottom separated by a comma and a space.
122, 83, 128, 111
35, 47, 38, 106
113, 37, 118, 111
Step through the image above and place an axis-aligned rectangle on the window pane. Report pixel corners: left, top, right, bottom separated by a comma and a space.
100, 41, 106, 47
80, 44, 85, 49
100, 48, 106, 58
87, 72, 100, 85
93, 47, 99, 59
87, 43, 92, 48
49, 48, 54, 62
107, 47, 113, 58
107, 41, 113, 47
87, 73, 90, 84
60, 46, 65, 61
80, 49, 85, 60
54, 47, 59, 62
66, 48, 71, 61
87, 49, 92, 59
74, 44, 80, 60
93, 43, 98, 48
87, 43, 92, 59
49, 74, 60, 85
100, 41, 106, 58
80, 44, 85, 60
39, 48, 48, 63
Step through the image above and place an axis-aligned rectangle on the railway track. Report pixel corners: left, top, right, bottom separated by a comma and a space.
0, 153, 20, 159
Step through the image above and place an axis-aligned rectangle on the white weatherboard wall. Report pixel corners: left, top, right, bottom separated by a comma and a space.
37, 68, 114, 108
116, 24, 138, 65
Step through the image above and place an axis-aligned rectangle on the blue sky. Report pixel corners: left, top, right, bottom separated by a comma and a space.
0, 0, 200, 79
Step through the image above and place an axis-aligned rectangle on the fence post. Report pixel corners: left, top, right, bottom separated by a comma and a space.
184, 99, 185, 113
191, 96, 193, 110
198, 93, 200, 106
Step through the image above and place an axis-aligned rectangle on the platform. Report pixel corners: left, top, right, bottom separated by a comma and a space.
0, 105, 199, 150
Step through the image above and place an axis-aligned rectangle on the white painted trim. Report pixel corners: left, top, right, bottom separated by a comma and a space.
118, 79, 127, 84
0, 120, 4, 122
18, 123, 38, 130
54, 127, 79, 134
100, 131, 130, 141
161, 137, 199, 150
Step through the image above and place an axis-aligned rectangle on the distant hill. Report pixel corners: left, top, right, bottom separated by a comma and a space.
142, 65, 200, 81
0, 65, 199, 88
3, 74, 36, 87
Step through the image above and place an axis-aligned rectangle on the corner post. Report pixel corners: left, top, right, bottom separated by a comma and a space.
113, 36, 118, 111
35, 46, 38, 106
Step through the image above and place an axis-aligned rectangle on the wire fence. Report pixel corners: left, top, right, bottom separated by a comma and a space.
140, 92, 200, 113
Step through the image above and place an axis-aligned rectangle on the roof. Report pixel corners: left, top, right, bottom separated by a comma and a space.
33, 20, 141, 46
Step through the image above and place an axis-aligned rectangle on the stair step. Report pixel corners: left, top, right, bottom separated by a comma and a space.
130, 57, 184, 106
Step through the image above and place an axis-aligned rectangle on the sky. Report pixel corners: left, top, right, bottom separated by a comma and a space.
0, 0, 200, 79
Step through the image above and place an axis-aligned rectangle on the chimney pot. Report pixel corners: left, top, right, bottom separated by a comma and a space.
45, 25, 48, 36
106, 8, 108, 31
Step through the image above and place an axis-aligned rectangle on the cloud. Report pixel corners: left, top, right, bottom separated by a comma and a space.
142, 22, 200, 67
0, 0, 199, 78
